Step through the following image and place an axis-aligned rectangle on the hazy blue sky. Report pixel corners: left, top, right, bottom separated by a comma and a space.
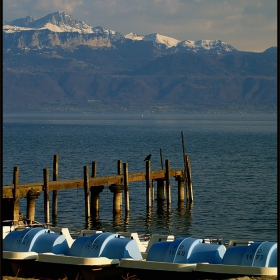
3, 0, 277, 52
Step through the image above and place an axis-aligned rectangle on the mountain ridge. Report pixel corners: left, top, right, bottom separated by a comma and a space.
4, 11, 240, 54
2, 11, 277, 113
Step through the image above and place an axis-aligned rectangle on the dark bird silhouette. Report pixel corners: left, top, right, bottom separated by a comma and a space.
144, 154, 152, 161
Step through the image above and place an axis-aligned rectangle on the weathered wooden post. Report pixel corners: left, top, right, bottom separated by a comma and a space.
92, 161, 97, 177
176, 175, 185, 203
181, 131, 186, 168
165, 159, 171, 205
118, 160, 123, 206
12, 167, 20, 224
123, 163, 130, 212
84, 166, 90, 219
52, 154, 58, 219
156, 178, 165, 201
26, 189, 40, 222
118, 160, 122, 175
43, 168, 50, 224
151, 179, 154, 202
90, 186, 104, 220
160, 148, 164, 169
185, 155, 194, 202
109, 184, 124, 213
146, 160, 152, 208
90, 161, 101, 219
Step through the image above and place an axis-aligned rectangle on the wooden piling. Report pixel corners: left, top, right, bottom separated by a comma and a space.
12, 167, 20, 224
26, 189, 40, 222
118, 160, 123, 175
181, 131, 186, 170
43, 168, 50, 224
3, 155, 190, 223
84, 166, 90, 219
52, 154, 58, 218
165, 159, 171, 205
90, 185, 104, 220
152, 179, 154, 202
146, 160, 152, 208
109, 184, 124, 213
186, 155, 194, 202
176, 176, 185, 202
118, 160, 123, 206
156, 179, 165, 201
160, 148, 164, 169
92, 161, 97, 177
123, 163, 130, 212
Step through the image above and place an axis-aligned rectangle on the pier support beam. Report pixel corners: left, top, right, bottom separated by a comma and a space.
156, 178, 165, 201
52, 155, 59, 220
43, 168, 50, 225
175, 175, 185, 203
90, 185, 104, 220
118, 160, 123, 207
123, 163, 130, 212
26, 189, 40, 223
84, 166, 90, 219
146, 161, 152, 208
11, 167, 21, 224
109, 184, 124, 213
92, 161, 97, 178
165, 159, 171, 205
185, 155, 194, 202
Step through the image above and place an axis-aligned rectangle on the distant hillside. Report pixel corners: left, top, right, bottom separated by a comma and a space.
2, 12, 277, 113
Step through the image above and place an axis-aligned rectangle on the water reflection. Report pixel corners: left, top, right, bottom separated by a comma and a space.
145, 208, 153, 232
83, 199, 195, 236
175, 202, 193, 236
112, 212, 123, 231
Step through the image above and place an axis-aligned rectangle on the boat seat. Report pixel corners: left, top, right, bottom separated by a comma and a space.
117, 232, 147, 253
78, 229, 103, 237
46, 227, 75, 248
228, 240, 254, 247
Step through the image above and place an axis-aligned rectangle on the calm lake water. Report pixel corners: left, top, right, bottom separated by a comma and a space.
2, 113, 277, 243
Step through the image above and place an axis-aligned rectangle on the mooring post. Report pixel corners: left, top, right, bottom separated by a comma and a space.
118, 160, 123, 175
185, 155, 194, 202
118, 160, 123, 206
92, 161, 97, 177
146, 160, 152, 208
26, 189, 40, 222
160, 148, 164, 169
152, 179, 154, 202
84, 166, 90, 219
123, 162, 130, 212
52, 154, 58, 219
165, 159, 171, 205
43, 168, 50, 224
90, 185, 104, 220
181, 131, 186, 171
156, 178, 165, 201
12, 166, 20, 224
109, 184, 124, 213
176, 175, 185, 203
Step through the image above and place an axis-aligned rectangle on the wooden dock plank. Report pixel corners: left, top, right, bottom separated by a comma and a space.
2, 169, 183, 199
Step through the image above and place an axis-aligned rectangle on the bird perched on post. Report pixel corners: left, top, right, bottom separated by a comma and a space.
144, 154, 152, 161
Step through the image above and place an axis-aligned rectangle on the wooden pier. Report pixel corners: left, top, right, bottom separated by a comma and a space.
2, 155, 194, 225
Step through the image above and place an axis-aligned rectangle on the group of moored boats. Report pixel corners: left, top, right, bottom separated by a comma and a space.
2, 223, 278, 280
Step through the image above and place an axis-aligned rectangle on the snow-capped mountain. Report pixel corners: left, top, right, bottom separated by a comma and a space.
125, 32, 180, 48
3, 11, 237, 54
4, 11, 120, 36
175, 39, 237, 54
